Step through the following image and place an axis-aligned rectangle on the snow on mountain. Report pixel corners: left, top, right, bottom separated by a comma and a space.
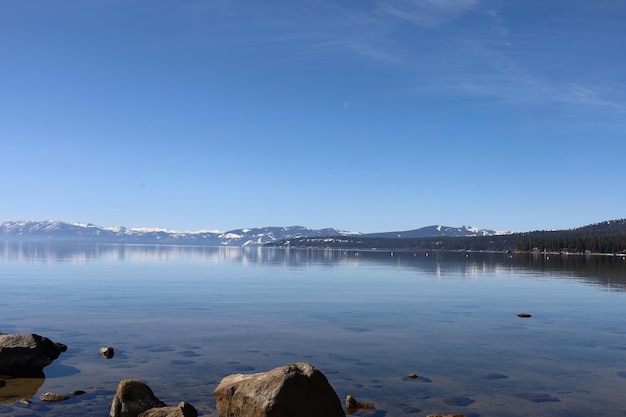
363, 225, 511, 239
0, 220, 509, 246
0, 221, 359, 246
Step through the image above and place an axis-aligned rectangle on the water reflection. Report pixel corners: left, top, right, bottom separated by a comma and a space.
0, 373, 44, 404
1, 242, 626, 290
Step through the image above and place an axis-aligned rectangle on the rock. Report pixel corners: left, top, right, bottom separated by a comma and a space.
0, 333, 67, 376
71, 390, 86, 396
517, 313, 532, 318
100, 346, 115, 359
345, 395, 375, 414
214, 362, 344, 417
39, 392, 70, 402
109, 379, 167, 417
109, 380, 198, 417
138, 401, 198, 417
408, 373, 418, 379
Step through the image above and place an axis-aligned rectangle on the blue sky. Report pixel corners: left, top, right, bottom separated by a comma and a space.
1, 0, 625, 233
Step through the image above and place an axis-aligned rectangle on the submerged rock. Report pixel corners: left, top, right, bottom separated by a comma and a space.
39, 392, 70, 402
214, 362, 344, 417
0, 333, 67, 376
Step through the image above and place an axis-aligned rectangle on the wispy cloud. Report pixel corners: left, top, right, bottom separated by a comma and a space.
377, 0, 479, 27
171, 0, 626, 127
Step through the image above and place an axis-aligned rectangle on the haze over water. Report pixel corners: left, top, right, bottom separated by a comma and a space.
1, 243, 626, 417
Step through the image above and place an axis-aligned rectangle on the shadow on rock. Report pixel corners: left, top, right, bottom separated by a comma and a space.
0, 333, 67, 376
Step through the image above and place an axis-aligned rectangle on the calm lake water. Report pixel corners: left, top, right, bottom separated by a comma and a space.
1, 242, 626, 417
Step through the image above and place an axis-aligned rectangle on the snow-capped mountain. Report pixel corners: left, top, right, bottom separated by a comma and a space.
0, 220, 359, 246
362, 225, 510, 238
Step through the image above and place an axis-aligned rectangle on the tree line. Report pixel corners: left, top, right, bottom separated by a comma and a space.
267, 219, 626, 254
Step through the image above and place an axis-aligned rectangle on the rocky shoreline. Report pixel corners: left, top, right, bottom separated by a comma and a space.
0, 331, 472, 417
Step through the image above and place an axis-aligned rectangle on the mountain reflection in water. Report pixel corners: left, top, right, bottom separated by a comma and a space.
1, 241, 625, 291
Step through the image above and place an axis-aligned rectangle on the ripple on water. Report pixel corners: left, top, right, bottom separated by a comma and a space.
232, 365, 255, 372
482, 373, 509, 380
515, 393, 560, 402
442, 396, 475, 406
170, 360, 195, 365
147, 347, 176, 352
177, 350, 202, 358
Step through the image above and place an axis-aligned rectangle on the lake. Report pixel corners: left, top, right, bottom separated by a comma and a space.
1, 242, 626, 417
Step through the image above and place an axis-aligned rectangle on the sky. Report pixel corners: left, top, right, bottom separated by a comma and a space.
1, 0, 625, 234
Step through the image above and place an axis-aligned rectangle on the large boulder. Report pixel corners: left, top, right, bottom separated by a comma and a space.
109, 379, 198, 417
214, 362, 345, 417
109, 379, 167, 417
0, 333, 67, 376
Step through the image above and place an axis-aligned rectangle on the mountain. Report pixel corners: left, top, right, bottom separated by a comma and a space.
363, 225, 509, 238
0, 220, 359, 246
268, 219, 626, 254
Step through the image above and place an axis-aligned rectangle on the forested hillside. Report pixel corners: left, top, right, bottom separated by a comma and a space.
515, 219, 626, 253
267, 219, 626, 254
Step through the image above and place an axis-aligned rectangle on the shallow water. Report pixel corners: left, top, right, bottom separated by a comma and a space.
1, 243, 625, 416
